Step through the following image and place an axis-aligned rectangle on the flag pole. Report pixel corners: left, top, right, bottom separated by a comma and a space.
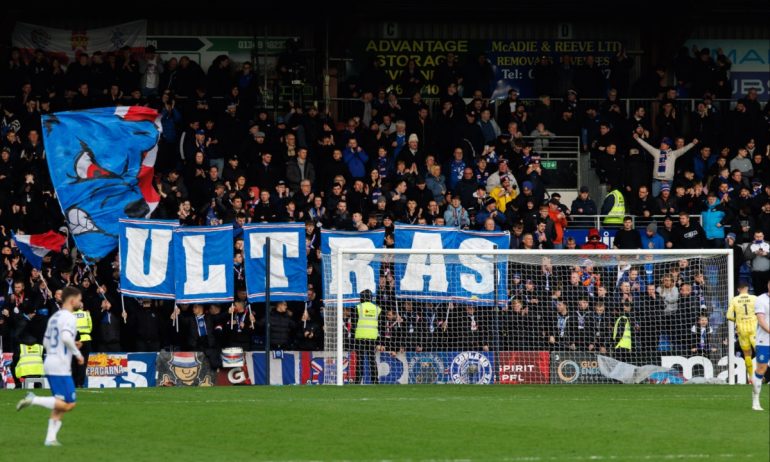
264, 237, 271, 386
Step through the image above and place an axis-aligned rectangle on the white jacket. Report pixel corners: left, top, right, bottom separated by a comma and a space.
635, 137, 696, 181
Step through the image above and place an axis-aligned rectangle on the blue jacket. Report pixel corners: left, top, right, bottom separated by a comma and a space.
160, 107, 182, 143
446, 160, 466, 191
693, 154, 716, 181
639, 231, 665, 250
476, 209, 507, 230
444, 205, 469, 228
701, 199, 726, 239
343, 147, 369, 179
425, 174, 447, 203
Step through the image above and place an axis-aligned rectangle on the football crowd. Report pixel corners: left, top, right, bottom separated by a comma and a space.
1, 43, 769, 383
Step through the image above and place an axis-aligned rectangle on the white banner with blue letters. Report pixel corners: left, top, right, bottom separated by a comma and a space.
393, 225, 509, 305
244, 223, 307, 302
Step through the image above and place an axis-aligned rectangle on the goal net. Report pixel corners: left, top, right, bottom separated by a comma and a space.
322, 249, 739, 386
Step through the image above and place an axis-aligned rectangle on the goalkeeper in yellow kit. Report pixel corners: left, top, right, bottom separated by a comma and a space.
727, 282, 757, 382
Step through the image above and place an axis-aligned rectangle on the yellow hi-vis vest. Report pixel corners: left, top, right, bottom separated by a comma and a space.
613, 315, 632, 350
75, 310, 92, 342
16, 344, 44, 378
603, 190, 625, 225
355, 302, 381, 340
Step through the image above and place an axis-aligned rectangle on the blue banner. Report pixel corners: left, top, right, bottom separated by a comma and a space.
321, 230, 385, 305
406, 351, 495, 384
243, 224, 307, 302
353, 352, 409, 384
85, 352, 158, 388
251, 351, 301, 385
42, 107, 161, 261
486, 40, 621, 98
394, 225, 509, 305
119, 219, 178, 299
173, 225, 234, 304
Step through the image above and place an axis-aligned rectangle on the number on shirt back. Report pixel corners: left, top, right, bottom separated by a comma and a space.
46, 326, 59, 348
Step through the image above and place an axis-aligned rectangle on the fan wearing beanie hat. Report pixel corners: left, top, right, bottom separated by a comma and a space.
633, 131, 699, 197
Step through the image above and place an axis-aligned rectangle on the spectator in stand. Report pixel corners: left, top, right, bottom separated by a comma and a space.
693, 145, 715, 183
530, 122, 556, 154
633, 133, 698, 197
671, 211, 707, 249
549, 300, 577, 351
476, 197, 507, 231
547, 199, 568, 249
701, 192, 727, 248
553, 105, 580, 137
745, 230, 770, 295
581, 228, 608, 250
444, 194, 470, 229
343, 138, 368, 181
597, 143, 625, 188
485, 159, 517, 193
459, 110, 484, 156
613, 216, 642, 249
478, 108, 500, 145
571, 186, 597, 217
640, 222, 665, 250
629, 185, 655, 218
730, 147, 753, 183
690, 314, 717, 357
489, 176, 517, 214
655, 183, 677, 216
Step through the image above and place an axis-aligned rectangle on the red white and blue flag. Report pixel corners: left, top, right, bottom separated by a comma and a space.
12, 231, 67, 269
41, 106, 161, 261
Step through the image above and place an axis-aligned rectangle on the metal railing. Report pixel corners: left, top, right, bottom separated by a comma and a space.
518, 135, 580, 159
328, 96, 737, 125
567, 214, 703, 230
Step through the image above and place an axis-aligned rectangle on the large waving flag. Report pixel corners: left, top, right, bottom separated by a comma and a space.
12, 231, 67, 269
41, 106, 161, 261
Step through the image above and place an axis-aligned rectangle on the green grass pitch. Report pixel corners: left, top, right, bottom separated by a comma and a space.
2, 385, 768, 461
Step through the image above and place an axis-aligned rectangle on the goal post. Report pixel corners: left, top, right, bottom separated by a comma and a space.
324, 248, 736, 386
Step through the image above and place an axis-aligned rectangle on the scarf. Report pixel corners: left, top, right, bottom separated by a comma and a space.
657, 149, 669, 175
196, 314, 207, 337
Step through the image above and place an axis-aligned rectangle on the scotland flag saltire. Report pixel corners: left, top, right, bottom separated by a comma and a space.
42, 106, 161, 261
11, 231, 66, 269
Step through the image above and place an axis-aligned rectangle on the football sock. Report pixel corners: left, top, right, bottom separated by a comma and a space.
32, 397, 56, 410
744, 356, 753, 379
753, 372, 764, 398
45, 419, 61, 442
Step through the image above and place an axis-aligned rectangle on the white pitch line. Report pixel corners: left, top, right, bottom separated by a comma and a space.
261, 454, 755, 462
0, 394, 753, 407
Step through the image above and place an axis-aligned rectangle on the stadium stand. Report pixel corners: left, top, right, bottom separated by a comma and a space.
1, 24, 769, 388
